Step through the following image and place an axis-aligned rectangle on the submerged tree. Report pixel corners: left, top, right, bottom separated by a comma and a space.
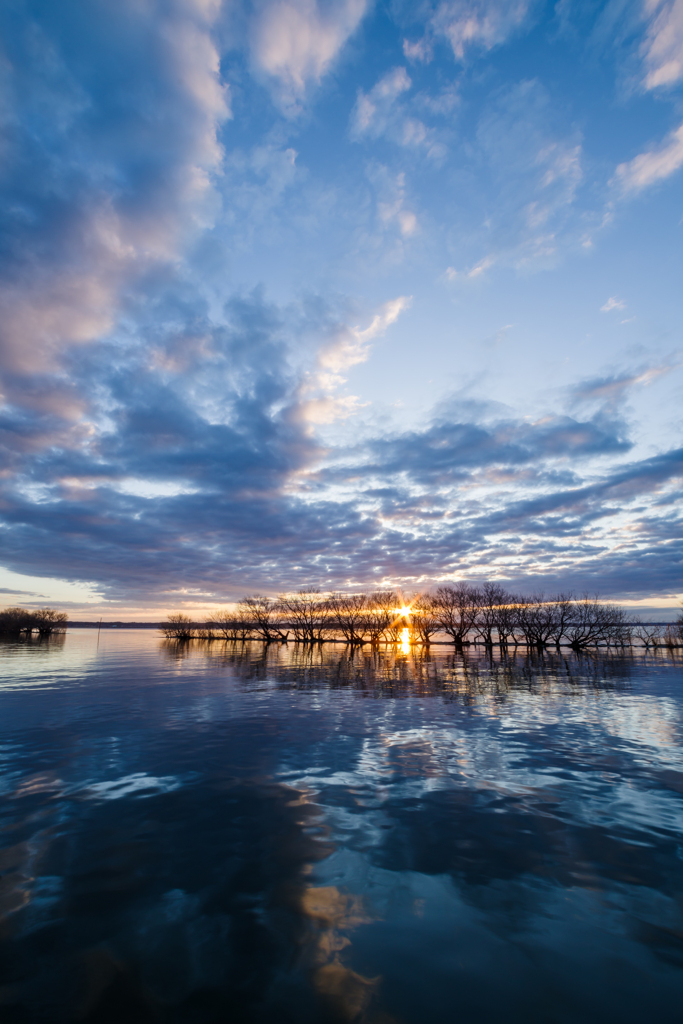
633, 620, 664, 648
411, 594, 441, 645
327, 593, 369, 644
364, 591, 397, 643
33, 608, 69, 634
491, 595, 521, 646
205, 610, 250, 641
433, 584, 479, 645
278, 590, 330, 643
159, 588, 638, 652
663, 624, 683, 649
473, 583, 508, 645
384, 597, 411, 643
238, 596, 289, 642
0, 606, 68, 635
675, 604, 683, 642
161, 613, 195, 640
515, 595, 573, 649
564, 597, 631, 649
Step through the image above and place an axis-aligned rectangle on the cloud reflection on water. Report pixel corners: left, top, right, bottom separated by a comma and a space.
0, 633, 682, 1021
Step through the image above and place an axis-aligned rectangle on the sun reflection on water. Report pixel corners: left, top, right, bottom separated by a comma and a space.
400, 627, 411, 654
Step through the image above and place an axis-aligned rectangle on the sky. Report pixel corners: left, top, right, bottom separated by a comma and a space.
0, 0, 682, 619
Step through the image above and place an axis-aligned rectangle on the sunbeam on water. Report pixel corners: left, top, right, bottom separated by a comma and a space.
1, 629, 683, 1023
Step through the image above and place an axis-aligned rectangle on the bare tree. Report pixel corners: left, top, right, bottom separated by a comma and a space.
511, 595, 575, 649
32, 608, 69, 634
433, 584, 478, 645
664, 625, 683, 649
0, 606, 67, 635
0, 607, 32, 634
328, 593, 369, 644
658, 603, 683, 648
278, 590, 330, 643
633, 620, 663, 649
473, 583, 509, 645
195, 625, 217, 641
206, 610, 251, 641
238, 596, 289, 642
564, 597, 630, 649
384, 600, 411, 643
491, 596, 520, 646
514, 594, 577, 649
364, 591, 397, 643
161, 613, 194, 640
411, 593, 441, 645
546, 595, 574, 647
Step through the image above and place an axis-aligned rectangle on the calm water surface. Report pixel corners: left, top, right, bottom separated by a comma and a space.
1, 630, 683, 1023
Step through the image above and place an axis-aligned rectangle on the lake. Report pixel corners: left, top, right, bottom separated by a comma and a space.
1, 629, 682, 1023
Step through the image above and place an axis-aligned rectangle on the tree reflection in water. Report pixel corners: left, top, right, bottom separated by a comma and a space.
0, 633, 681, 1022
164, 637, 638, 698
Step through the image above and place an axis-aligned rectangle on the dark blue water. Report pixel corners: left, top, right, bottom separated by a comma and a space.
1, 630, 683, 1023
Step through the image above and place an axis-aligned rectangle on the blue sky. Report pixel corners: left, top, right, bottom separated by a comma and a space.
0, 0, 682, 617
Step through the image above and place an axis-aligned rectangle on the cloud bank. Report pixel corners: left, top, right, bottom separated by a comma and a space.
0, 0, 681, 612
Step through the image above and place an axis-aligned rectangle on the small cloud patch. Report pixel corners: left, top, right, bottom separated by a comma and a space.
601, 297, 625, 312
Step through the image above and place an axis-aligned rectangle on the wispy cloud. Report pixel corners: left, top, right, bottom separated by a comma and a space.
641, 0, 683, 89
364, 164, 420, 243
349, 66, 448, 160
443, 80, 585, 273
350, 67, 413, 139
601, 297, 625, 312
298, 296, 412, 424
433, 0, 534, 59
614, 121, 683, 193
402, 0, 535, 65
249, 0, 368, 112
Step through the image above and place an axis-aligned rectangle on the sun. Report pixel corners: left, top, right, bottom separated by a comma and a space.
398, 605, 412, 617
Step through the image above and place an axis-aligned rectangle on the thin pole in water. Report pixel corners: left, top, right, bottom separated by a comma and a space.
97, 618, 102, 649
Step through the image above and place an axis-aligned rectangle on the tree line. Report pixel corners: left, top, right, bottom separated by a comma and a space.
0, 607, 69, 635
162, 585, 683, 650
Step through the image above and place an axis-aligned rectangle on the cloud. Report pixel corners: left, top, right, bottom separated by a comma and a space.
402, 0, 534, 65
601, 297, 626, 312
0, 0, 230, 393
613, 121, 683, 193
402, 37, 434, 63
249, 0, 368, 111
434, 0, 534, 58
566, 366, 675, 420
445, 255, 497, 280
641, 0, 683, 89
440, 80, 584, 275
1, 317, 681, 603
349, 66, 451, 162
362, 164, 420, 245
299, 296, 412, 424
0, 0, 681, 611
0, 285, 414, 601
340, 406, 633, 488
350, 67, 413, 139
379, 190, 418, 237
